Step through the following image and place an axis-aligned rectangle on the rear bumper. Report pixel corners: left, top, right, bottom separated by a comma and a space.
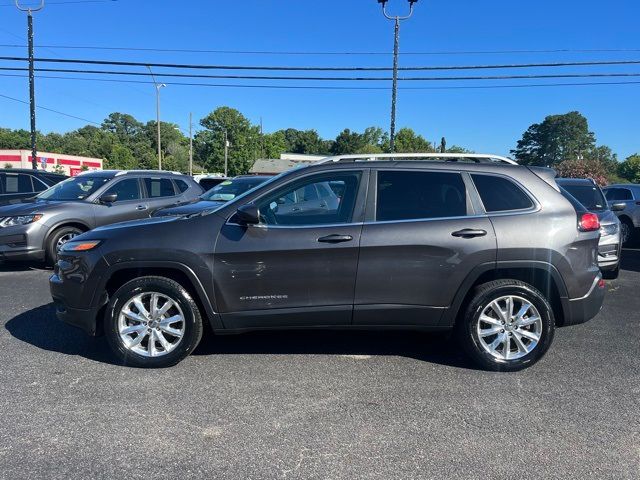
561, 274, 606, 326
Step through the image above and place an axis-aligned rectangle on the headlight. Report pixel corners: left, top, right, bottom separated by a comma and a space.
600, 223, 619, 237
0, 214, 43, 228
60, 240, 102, 252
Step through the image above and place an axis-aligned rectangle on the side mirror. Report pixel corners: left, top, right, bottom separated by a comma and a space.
99, 193, 118, 204
611, 202, 626, 212
236, 204, 260, 225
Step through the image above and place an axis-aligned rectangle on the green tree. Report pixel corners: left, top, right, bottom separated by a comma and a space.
0, 128, 30, 149
106, 144, 137, 170
511, 111, 596, 166
195, 107, 260, 175
393, 128, 433, 153
277, 128, 328, 154
262, 130, 288, 158
331, 129, 366, 155
618, 154, 640, 183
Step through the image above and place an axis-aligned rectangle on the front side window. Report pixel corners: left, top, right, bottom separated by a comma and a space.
376, 170, 468, 221
255, 172, 361, 226
144, 178, 175, 198
104, 178, 141, 202
471, 174, 534, 213
36, 176, 111, 201
605, 188, 633, 201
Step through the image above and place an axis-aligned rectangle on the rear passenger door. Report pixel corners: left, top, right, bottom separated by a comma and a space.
353, 169, 496, 326
142, 177, 181, 214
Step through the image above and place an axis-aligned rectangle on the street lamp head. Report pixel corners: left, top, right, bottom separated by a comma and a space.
408, 0, 418, 5
377, 0, 388, 5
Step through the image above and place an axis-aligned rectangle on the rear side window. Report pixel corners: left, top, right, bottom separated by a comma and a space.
471, 174, 534, 212
144, 178, 175, 198
31, 176, 49, 192
174, 179, 190, 193
3, 174, 33, 194
376, 171, 467, 221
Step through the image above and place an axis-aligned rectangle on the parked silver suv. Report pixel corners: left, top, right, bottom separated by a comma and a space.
0, 170, 203, 265
603, 184, 640, 245
557, 178, 621, 279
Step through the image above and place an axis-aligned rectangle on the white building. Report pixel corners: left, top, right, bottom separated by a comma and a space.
0, 149, 103, 176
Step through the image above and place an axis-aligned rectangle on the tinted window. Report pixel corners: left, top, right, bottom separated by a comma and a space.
256, 172, 360, 226
202, 178, 268, 202
472, 174, 534, 212
560, 184, 607, 211
104, 178, 141, 202
144, 178, 175, 198
199, 178, 227, 191
605, 188, 633, 201
31, 176, 49, 192
175, 179, 190, 193
36, 176, 111, 201
376, 171, 467, 221
3, 174, 33, 194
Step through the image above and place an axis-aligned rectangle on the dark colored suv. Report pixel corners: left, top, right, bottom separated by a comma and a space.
0, 168, 67, 205
0, 170, 202, 264
49, 155, 605, 371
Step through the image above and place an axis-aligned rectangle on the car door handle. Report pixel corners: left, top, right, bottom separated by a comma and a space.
317, 234, 353, 243
136, 205, 148, 211
451, 228, 487, 238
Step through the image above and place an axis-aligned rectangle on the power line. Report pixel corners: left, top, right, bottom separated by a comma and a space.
3, 55, 640, 72
2, 66, 640, 81
0, 92, 100, 124
0, 0, 117, 6
2, 43, 640, 56
1, 72, 640, 91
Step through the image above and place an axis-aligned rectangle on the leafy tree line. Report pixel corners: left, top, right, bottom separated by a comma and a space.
511, 111, 638, 185
0, 107, 469, 176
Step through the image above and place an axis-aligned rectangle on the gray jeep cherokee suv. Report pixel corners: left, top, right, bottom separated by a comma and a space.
0, 170, 202, 264
49, 154, 605, 371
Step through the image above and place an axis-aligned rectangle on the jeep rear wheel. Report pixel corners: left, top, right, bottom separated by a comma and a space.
104, 276, 203, 368
457, 280, 555, 372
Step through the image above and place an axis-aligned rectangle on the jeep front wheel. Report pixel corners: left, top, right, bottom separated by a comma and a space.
104, 276, 204, 368
457, 280, 555, 372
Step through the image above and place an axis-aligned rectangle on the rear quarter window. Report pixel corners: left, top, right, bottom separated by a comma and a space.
471, 174, 534, 213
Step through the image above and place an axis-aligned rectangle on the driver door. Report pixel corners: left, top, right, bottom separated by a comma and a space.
213, 169, 368, 329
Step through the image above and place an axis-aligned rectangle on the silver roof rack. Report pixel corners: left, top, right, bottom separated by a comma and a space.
114, 170, 183, 176
317, 153, 518, 165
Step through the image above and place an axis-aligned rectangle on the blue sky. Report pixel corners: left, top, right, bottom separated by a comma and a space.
0, 0, 639, 158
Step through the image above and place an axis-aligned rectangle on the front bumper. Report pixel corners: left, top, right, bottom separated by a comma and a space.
51, 294, 102, 336
0, 222, 47, 261
561, 274, 606, 326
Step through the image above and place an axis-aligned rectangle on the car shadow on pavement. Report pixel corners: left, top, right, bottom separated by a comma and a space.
5, 304, 473, 369
5, 303, 117, 365
0, 261, 51, 273
193, 329, 474, 369
621, 248, 640, 273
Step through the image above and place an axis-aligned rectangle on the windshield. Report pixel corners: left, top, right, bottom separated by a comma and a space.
561, 184, 607, 211
201, 178, 269, 202
36, 176, 111, 201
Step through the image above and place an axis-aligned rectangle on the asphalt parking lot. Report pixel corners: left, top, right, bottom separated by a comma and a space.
0, 254, 638, 480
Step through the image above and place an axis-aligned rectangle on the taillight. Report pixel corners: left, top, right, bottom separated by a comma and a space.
579, 212, 600, 232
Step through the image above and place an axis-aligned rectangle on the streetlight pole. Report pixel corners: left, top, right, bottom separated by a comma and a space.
147, 66, 166, 170
223, 130, 229, 177
15, 0, 45, 170
189, 112, 193, 176
378, 0, 418, 152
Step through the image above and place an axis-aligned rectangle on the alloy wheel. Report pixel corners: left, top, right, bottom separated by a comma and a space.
117, 292, 185, 357
56, 232, 79, 251
476, 295, 543, 361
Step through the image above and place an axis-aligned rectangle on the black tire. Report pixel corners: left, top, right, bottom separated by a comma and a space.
456, 279, 555, 372
45, 226, 84, 266
104, 276, 203, 368
602, 265, 620, 280
620, 218, 636, 247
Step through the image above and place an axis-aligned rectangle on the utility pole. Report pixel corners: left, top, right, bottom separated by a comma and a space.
147, 66, 166, 170
378, 0, 418, 152
15, 0, 45, 170
188, 112, 193, 176
223, 130, 229, 177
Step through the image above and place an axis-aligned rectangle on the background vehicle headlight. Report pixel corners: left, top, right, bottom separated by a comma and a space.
600, 223, 619, 237
0, 214, 43, 228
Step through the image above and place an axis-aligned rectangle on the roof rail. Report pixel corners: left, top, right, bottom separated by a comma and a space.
316, 153, 518, 165
114, 170, 183, 176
